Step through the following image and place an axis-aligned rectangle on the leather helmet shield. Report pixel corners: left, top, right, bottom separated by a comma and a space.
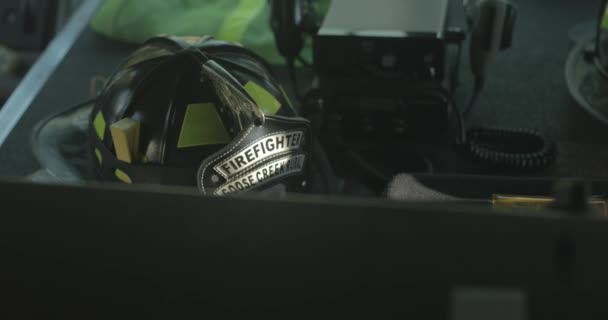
198, 115, 311, 196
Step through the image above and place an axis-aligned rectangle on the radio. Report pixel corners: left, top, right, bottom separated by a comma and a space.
272, 0, 464, 144
271, 0, 557, 185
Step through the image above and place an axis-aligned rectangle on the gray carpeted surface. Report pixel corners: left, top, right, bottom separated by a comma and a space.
0, 0, 607, 183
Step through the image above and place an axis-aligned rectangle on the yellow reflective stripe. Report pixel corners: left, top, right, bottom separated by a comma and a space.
115, 168, 132, 184
603, 6, 608, 30
279, 85, 294, 111
244, 81, 281, 115
217, 0, 266, 43
93, 112, 106, 139
177, 103, 230, 148
94, 148, 102, 165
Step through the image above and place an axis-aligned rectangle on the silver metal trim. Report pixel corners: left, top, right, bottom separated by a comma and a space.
0, 0, 102, 148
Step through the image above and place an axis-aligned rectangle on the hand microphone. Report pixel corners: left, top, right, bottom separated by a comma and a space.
463, 0, 517, 116
269, 0, 317, 99
270, 0, 306, 63
465, 0, 517, 78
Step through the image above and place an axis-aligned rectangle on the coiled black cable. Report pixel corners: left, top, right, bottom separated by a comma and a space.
439, 84, 558, 171
465, 127, 557, 170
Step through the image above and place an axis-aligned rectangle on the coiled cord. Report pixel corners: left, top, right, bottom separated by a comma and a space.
447, 75, 558, 171
465, 127, 557, 170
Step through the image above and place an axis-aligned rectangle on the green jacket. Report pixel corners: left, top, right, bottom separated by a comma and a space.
90, 0, 329, 64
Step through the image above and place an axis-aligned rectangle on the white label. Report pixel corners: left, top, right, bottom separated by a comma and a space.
214, 131, 304, 179
214, 154, 305, 195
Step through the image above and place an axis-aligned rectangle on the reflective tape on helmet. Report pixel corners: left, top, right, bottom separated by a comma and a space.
279, 85, 294, 110
244, 81, 281, 115
114, 168, 132, 184
177, 103, 231, 148
94, 148, 102, 165
93, 111, 106, 139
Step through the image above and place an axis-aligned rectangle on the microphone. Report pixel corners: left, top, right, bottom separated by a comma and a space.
463, 0, 517, 117
270, 0, 305, 62
466, 0, 517, 78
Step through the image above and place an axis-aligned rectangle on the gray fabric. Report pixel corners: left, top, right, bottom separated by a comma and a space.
29, 104, 95, 183
386, 174, 459, 201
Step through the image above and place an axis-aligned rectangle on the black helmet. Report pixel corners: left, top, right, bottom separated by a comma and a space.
88, 35, 311, 195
